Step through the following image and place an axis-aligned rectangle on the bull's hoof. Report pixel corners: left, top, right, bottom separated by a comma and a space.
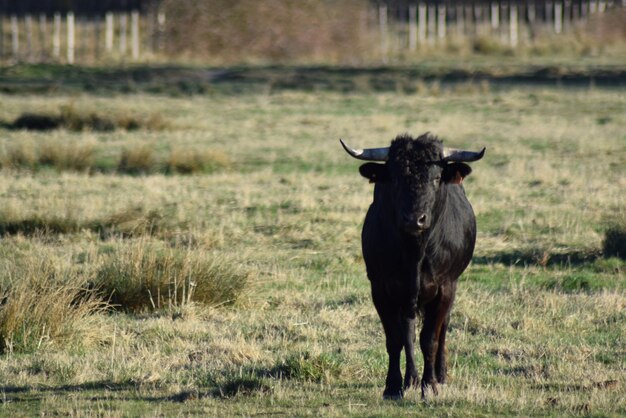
403, 373, 420, 390
383, 388, 403, 400
436, 368, 448, 384
420, 380, 438, 399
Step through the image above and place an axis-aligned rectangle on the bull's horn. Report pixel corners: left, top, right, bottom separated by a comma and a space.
442, 147, 486, 162
339, 139, 389, 161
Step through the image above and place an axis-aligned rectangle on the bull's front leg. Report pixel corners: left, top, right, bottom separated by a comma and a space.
419, 289, 454, 398
403, 260, 421, 391
383, 323, 403, 400
402, 315, 419, 390
372, 285, 403, 399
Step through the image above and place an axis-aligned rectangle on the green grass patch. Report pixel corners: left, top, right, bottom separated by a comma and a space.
0, 83, 624, 416
272, 351, 343, 383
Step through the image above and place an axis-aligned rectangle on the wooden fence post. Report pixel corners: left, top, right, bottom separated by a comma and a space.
491, 2, 499, 29
474, 3, 484, 35
510, 4, 518, 47
67, 12, 74, 64
105, 12, 114, 52
11, 15, 18, 61
53, 13, 61, 59
465, 4, 474, 37
94, 15, 101, 60
456, 5, 464, 37
555, 1, 563, 34
39, 14, 47, 59
120, 13, 127, 56
157, 11, 166, 52
25, 15, 33, 59
131, 10, 140, 60
418, 2, 426, 44
427, 4, 436, 44
546, 1, 554, 23
78, 16, 87, 62
528, 2, 536, 23
437, 4, 446, 41
0, 15, 4, 60
379, 4, 388, 63
409, 4, 417, 51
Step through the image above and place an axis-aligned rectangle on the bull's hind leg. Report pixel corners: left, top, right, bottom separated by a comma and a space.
434, 313, 450, 384
419, 285, 454, 398
435, 282, 456, 384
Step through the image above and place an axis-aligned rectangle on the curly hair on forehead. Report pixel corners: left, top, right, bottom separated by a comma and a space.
388, 133, 444, 164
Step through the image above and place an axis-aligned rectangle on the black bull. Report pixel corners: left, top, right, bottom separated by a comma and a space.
341, 133, 485, 399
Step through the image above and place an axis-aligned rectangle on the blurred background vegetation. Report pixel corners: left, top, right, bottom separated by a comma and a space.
0, 1, 625, 65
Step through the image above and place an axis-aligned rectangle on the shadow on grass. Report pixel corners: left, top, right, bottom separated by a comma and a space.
0, 381, 218, 404
531, 380, 620, 392
1, 380, 135, 395
472, 249, 602, 267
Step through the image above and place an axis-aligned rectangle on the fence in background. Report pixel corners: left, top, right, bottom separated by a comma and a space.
376, 0, 622, 62
0, 1, 622, 65
0, 10, 164, 64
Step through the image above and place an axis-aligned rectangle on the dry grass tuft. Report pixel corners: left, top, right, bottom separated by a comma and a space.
0, 139, 95, 172
1, 141, 39, 170
0, 142, 229, 175
166, 147, 231, 174
118, 145, 158, 175
95, 206, 169, 238
38, 141, 96, 172
95, 241, 251, 312
0, 256, 108, 354
2, 104, 169, 133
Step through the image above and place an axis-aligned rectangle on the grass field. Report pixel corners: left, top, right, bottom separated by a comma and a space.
0, 68, 624, 416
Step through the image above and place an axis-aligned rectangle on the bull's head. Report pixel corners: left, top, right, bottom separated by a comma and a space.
341, 133, 485, 235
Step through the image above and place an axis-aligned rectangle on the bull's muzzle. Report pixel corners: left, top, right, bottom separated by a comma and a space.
402, 213, 430, 234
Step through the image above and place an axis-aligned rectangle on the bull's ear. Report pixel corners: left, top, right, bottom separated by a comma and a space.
442, 163, 472, 185
359, 163, 389, 183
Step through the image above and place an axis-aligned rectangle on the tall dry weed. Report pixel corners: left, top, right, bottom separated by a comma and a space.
0, 139, 95, 172
1, 141, 38, 170
0, 255, 108, 354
